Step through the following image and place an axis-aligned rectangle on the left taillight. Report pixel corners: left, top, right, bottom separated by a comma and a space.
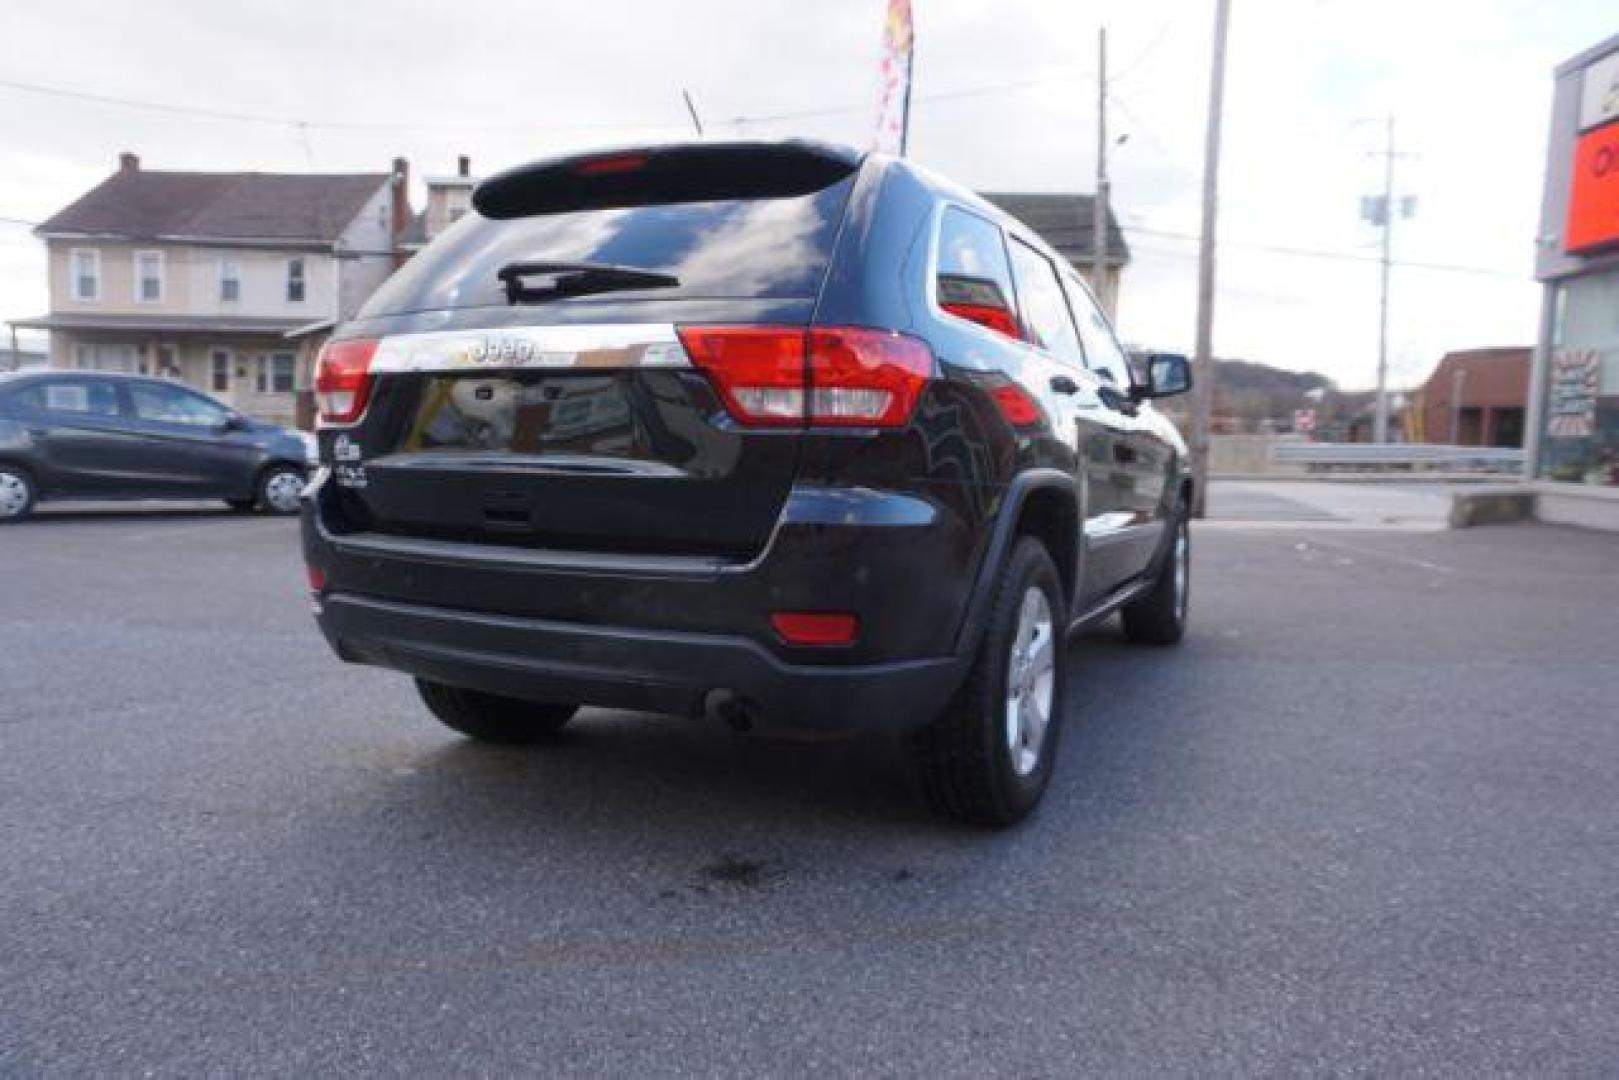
314, 338, 379, 426
676, 326, 934, 429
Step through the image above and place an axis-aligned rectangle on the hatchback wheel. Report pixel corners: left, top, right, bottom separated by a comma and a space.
415, 679, 579, 745
257, 465, 306, 515
0, 465, 37, 523
910, 537, 1067, 826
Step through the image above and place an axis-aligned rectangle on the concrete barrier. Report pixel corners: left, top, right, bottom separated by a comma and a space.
1449, 487, 1536, 528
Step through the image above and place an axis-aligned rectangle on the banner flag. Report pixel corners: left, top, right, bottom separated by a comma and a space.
873, 0, 915, 155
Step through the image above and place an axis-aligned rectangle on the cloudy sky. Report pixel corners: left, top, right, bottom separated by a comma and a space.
1, 0, 1613, 388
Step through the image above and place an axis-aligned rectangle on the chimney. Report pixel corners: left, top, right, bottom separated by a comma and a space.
389, 156, 412, 267
119, 152, 140, 174
457, 154, 471, 178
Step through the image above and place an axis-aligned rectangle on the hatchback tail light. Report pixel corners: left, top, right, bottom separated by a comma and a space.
314, 338, 379, 426
677, 326, 934, 429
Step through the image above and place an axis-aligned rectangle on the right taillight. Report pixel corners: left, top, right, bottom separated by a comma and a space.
314, 338, 378, 426
677, 326, 934, 429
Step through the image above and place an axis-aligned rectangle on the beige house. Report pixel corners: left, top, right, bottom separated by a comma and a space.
401, 155, 478, 252
17, 153, 411, 427
978, 192, 1129, 318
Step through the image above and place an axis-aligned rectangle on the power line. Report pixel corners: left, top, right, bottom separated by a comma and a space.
0, 70, 1094, 138
1124, 225, 1524, 279
0, 76, 682, 134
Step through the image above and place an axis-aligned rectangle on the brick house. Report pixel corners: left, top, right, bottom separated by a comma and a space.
15, 153, 411, 427
1414, 347, 1531, 447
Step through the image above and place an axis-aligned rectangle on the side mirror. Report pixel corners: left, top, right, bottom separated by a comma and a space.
1136, 353, 1192, 399
221, 412, 249, 432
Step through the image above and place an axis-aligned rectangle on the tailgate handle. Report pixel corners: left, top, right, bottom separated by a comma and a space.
482, 490, 532, 529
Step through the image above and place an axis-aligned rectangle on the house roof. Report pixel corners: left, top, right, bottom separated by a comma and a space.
37, 168, 388, 244
977, 192, 1131, 268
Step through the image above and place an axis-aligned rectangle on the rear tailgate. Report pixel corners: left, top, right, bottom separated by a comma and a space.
322, 142, 860, 558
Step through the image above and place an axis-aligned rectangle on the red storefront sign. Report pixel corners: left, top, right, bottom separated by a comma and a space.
1566, 122, 1619, 254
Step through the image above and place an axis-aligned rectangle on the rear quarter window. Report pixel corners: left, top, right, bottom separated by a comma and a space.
934, 206, 1019, 339
362, 175, 857, 317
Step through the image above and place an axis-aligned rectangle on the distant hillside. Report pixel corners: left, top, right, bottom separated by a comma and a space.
1213, 360, 1335, 397
1155, 358, 1349, 434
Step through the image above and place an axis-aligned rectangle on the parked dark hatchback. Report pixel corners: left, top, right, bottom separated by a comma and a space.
0, 372, 311, 521
302, 141, 1192, 824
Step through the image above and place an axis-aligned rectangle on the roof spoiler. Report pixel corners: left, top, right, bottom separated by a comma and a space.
472, 140, 863, 219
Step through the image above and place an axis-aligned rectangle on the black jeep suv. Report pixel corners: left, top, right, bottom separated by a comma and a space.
302, 141, 1192, 824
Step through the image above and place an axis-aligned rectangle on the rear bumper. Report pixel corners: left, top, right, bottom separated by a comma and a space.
302, 472, 982, 734
316, 591, 962, 735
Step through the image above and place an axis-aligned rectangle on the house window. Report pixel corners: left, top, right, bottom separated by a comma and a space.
71, 248, 101, 302
219, 260, 241, 302
286, 258, 306, 303
71, 343, 137, 373
256, 352, 296, 394
135, 250, 164, 303
210, 349, 232, 392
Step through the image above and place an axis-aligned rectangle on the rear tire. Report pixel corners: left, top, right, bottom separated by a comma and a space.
415, 679, 578, 745
1121, 505, 1189, 646
256, 464, 306, 515
0, 464, 37, 524
910, 537, 1067, 826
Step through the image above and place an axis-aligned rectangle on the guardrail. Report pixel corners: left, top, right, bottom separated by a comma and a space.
1271, 442, 1525, 474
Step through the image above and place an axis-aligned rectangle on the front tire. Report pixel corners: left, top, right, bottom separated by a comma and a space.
0, 464, 37, 524
415, 679, 578, 745
1121, 505, 1189, 646
910, 537, 1067, 826
256, 464, 306, 515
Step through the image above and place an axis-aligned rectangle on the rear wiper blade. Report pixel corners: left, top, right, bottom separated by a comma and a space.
497, 260, 679, 304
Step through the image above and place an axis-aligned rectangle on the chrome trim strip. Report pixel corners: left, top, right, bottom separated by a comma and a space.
369, 323, 689, 373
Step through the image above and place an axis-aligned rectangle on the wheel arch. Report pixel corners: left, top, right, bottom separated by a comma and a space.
950, 469, 1084, 658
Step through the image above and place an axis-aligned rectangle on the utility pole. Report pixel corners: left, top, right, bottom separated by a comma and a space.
1450, 363, 1467, 445
1092, 27, 1109, 307
1373, 114, 1397, 443
1189, 0, 1231, 519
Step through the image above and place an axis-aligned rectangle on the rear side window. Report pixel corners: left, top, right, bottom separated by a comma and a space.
361, 175, 857, 317
10, 379, 121, 417
1007, 239, 1085, 367
935, 206, 1019, 339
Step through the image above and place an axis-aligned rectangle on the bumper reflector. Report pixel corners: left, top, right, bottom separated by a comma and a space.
771, 611, 859, 646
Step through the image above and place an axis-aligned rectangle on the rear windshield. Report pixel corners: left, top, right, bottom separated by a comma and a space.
361, 174, 857, 318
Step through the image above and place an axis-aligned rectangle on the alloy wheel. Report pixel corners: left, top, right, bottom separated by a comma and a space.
1005, 585, 1056, 777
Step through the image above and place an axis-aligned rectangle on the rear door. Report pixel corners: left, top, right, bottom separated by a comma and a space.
1003, 238, 1140, 600
7, 377, 137, 495
323, 143, 861, 558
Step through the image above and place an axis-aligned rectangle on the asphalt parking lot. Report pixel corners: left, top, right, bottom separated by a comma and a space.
4, 497, 1618, 1074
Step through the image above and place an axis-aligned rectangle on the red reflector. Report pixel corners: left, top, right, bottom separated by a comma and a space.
989, 383, 1043, 427
577, 153, 649, 176
305, 565, 327, 593
314, 338, 379, 426
940, 301, 1022, 340
676, 325, 934, 429
771, 611, 859, 646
